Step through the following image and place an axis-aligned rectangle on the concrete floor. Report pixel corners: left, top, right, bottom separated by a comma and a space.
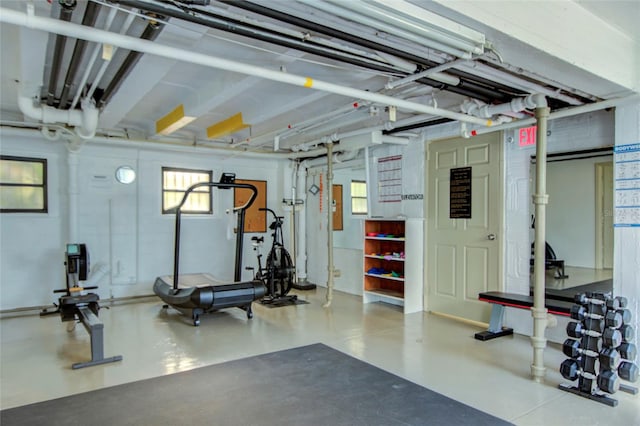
1, 288, 638, 425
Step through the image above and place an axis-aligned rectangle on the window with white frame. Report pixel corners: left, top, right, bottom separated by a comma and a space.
351, 180, 367, 215
162, 167, 212, 214
0, 155, 48, 213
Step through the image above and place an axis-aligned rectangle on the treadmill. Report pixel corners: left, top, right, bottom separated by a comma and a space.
154, 173, 265, 326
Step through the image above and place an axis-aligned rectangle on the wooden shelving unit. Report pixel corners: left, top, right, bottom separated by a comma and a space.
363, 219, 423, 313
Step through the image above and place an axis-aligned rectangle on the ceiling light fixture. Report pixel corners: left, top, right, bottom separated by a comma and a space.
207, 112, 250, 139
156, 104, 196, 135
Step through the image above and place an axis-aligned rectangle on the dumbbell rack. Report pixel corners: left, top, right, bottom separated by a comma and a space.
559, 292, 638, 407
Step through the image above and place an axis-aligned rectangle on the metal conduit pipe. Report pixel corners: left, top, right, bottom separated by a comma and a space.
291, 113, 455, 152
86, 12, 137, 101
218, 0, 524, 103
1, 7, 493, 126
301, 0, 476, 59
116, 0, 403, 76
70, 5, 119, 110
387, 59, 467, 90
97, 18, 164, 109
58, 1, 101, 109
67, 149, 79, 242
46, 0, 76, 106
295, 163, 308, 284
385, 117, 453, 134
461, 94, 640, 138
323, 142, 335, 308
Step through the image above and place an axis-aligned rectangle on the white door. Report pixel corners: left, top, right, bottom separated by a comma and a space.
426, 132, 502, 322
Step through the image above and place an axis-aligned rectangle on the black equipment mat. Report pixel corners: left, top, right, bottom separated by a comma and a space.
1, 343, 511, 426
539, 278, 613, 302
259, 297, 309, 308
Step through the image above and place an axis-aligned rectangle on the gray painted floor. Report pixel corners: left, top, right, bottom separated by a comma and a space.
1, 288, 638, 424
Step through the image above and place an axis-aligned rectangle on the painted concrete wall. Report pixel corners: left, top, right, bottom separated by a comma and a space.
2, 104, 636, 345
613, 99, 640, 346
0, 130, 287, 311
305, 136, 426, 297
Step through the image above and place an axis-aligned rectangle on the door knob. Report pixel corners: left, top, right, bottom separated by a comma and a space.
487, 233, 496, 240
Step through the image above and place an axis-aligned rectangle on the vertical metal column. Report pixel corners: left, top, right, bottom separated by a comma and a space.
531, 104, 550, 382
324, 142, 335, 308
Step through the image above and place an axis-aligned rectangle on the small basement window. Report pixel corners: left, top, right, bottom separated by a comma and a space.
162, 167, 212, 214
0, 155, 48, 213
351, 180, 367, 215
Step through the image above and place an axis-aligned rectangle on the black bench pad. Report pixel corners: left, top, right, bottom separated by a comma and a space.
479, 291, 574, 316
475, 291, 575, 341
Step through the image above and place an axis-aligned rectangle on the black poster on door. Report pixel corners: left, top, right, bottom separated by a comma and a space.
450, 167, 472, 219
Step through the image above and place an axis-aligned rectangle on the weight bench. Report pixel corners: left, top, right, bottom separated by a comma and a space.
475, 291, 574, 341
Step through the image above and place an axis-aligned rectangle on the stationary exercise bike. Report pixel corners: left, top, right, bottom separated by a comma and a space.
250, 208, 296, 304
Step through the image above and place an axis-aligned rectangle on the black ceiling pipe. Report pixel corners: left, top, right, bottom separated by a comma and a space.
384, 118, 453, 134
118, 0, 509, 104
46, 0, 77, 106
113, 0, 404, 76
96, 19, 164, 109
217, 0, 432, 68
58, 0, 101, 109
229, 0, 526, 98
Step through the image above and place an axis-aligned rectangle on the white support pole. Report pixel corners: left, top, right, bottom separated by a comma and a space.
323, 142, 335, 308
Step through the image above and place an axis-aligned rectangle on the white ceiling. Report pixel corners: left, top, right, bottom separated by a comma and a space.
0, 0, 638, 154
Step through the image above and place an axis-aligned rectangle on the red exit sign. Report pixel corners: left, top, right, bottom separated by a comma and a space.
519, 126, 537, 147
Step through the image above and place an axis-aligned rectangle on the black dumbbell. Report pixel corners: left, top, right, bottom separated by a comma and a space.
570, 305, 623, 328
567, 322, 622, 348
618, 342, 637, 361
618, 361, 639, 383
620, 324, 634, 342
617, 308, 632, 325
560, 358, 620, 394
562, 339, 621, 370
574, 293, 627, 310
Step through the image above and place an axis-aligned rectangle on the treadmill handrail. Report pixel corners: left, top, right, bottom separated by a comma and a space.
173, 181, 258, 290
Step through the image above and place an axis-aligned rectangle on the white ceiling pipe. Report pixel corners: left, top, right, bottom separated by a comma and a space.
461, 95, 538, 119
265, 0, 454, 67
386, 58, 467, 90
313, 0, 480, 58
290, 113, 439, 152
380, 135, 410, 145
0, 6, 491, 126
374, 51, 460, 86
202, 1, 388, 64
368, 0, 485, 52
245, 101, 367, 147
458, 61, 584, 106
461, 94, 639, 138
17, 87, 99, 139
0, 124, 322, 159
